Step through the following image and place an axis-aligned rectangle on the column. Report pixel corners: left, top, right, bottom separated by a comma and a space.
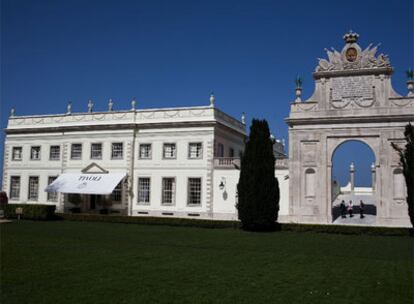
371, 162, 376, 191
350, 162, 355, 193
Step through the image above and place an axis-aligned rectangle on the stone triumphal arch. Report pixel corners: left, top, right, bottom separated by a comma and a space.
286, 32, 414, 227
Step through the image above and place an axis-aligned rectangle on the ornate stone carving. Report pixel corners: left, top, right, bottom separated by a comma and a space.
316, 32, 391, 72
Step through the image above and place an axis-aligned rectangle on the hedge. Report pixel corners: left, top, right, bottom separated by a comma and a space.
4, 204, 56, 220
278, 223, 411, 237
57, 213, 412, 236
57, 213, 240, 229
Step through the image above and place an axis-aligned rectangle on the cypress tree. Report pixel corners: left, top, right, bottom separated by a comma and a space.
392, 123, 414, 231
236, 119, 280, 231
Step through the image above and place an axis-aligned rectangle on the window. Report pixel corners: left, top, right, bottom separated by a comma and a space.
12, 147, 22, 161
30, 146, 41, 160
162, 178, 176, 205
188, 143, 203, 159
187, 178, 201, 205
28, 176, 39, 201
163, 143, 176, 159
139, 144, 152, 159
9, 176, 20, 200
111, 182, 122, 203
137, 178, 150, 204
229, 148, 235, 158
71, 144, 82, 160
91, 143, 102, 159
111, 143, 123, 159
49, 145, 60, 160
47, 176, 58, 202
217, 143, 224, 157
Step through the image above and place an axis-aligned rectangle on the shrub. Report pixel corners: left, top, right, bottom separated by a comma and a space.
5, 204, 56, 220
237, 119, 280, 231
278, 223, 410, 237
56, 213, 411, 236
57, 213, 240, 229
0, 191, 8, 210
392, 123, 414, 231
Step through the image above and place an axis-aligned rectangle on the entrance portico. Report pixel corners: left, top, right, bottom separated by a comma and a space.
286, 32, 413, 227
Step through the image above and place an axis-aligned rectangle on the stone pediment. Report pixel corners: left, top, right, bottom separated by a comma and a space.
81, 162, 109, 174
314, 31, 392, 77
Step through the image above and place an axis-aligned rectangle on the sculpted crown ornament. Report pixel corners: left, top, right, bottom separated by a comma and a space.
315, 32, 391, 73
343, 31, 359, 44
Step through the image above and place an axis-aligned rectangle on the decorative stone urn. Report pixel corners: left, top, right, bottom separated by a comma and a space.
295, 87, 302, 102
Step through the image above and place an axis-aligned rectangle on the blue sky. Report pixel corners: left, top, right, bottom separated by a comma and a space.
1, 0, 413, 186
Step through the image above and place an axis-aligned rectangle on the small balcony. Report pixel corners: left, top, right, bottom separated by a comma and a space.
213, 157, 240, 169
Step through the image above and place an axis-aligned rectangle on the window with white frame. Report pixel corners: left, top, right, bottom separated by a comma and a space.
9, 176, 20, 200
188, 142, 203, 159
12, 147, 23, 161
47, 176, 58, 202
71, 144, 82, 160
28, 176, 39, 201
111, 182, 123, 203
90, 143, 102, 159
187, 178, 201, 205
137, 178, 151, 204
162, 178, 176, 205
111, 143, 123, 159
139, 144, 152, 159
30, 146, 41, 160
49, 145, 60, 160
163, 143, 176, 159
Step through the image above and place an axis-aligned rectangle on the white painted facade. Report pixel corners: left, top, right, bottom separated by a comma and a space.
3, 104, 290, 220
3, 103, 290, 220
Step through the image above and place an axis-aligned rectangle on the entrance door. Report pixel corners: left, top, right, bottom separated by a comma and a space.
90, 195, 101, 210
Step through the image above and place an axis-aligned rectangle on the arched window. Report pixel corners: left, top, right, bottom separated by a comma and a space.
393, 168, 405, 199
305, 168, 316, 197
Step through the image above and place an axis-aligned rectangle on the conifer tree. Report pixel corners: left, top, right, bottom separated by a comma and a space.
237, 119, 280, 231
392, 123, 414, 231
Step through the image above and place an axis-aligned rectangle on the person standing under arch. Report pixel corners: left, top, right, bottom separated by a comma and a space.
348, 200, 353, 218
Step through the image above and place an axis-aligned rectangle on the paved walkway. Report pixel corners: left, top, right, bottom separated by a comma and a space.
332, 193, 377, 225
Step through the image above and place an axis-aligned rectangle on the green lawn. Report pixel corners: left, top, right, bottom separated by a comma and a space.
1, 221, 413, 304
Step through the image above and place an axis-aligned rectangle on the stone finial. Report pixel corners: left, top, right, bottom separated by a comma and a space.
407, 68, 414, 96
282, 138, 286, 147
270, 134, 275, 143
371, 162, 375, 171
294, 76, 303, 103
350, 162, 355, 171
241, 112, 246, 125
209, 92, 215, 107
343, 30, 359, 44
10, 107, 16, 117
87, 99, 94, 113
131, 97, 137, 110
108, 98, 114, 111
295, 87, 302, 103
66, 102, 72, 115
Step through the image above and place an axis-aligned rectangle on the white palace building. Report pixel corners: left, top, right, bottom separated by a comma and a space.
2, 96, 289, 221
2, 32, 413, 227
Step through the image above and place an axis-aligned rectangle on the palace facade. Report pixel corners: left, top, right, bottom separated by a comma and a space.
2, 99, 289, 220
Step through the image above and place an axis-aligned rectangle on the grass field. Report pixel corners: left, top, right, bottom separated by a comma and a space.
1, 221, 413, 304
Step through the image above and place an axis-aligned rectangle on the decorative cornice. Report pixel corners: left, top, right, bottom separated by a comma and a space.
313, 67, 393, 79
285, 114, 414, 126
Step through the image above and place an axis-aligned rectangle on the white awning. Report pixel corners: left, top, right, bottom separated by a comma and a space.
45, 173, 126, 195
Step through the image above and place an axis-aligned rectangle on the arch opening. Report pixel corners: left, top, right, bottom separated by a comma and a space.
330, 140, 377, 224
